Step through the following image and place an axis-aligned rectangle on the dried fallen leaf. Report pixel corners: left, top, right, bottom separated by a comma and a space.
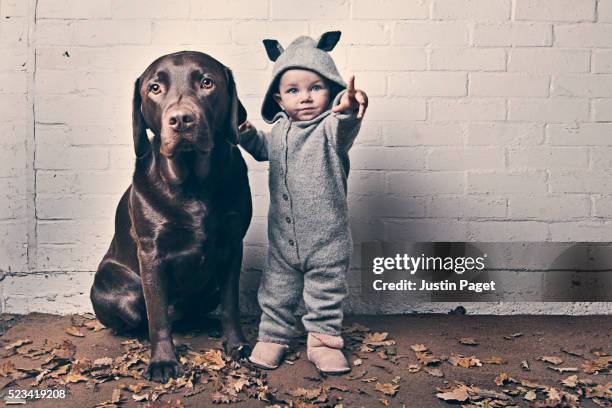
424, 367, 443, 377
524, 390, 537, 401
353, 358, 362, 366
495, 372, 510, 386
64, 373, 89, 383
410, 344, 427, 352
65, 327, 85, 337
326, 384, 350, 393
229, 377, 249, 394
211, 391, 239, 404
93, 357, 114, 367
590, 347, 608, 357
519, 378, 548, 389
375, 383, 399, 396
471, 386, 510, 401
132, 392, 150, 402
586, 382, 612, 399
582, 356, 612, 374
548, 366, 578, 374
521, 360, 530, 371
504, 332, 523, 340
48, 364, 70, 378
0, 361, 16, 377
346, 370, 367, 381
4, 338, 32, 350
364, 332, 395, 347
561, 375, 578, 388
545, 387, 562, 405
84, 320, 106, 332
120, 381, 149, 393
483, 356, 505, 365
436, 385, 470, 402
200, 349, 225, 371
111, 389, 122, 403
415, 351, 440, 366
407, 364, 421, 373
448, 354, 481, 368
539, 355, 563, 365
459, 337, 479, 346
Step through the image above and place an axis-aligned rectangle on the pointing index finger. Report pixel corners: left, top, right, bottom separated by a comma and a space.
347, 75, 355, 96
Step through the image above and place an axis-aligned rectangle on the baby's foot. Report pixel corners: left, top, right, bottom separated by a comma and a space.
307, 332, 351, 375
248, 341, 289, 369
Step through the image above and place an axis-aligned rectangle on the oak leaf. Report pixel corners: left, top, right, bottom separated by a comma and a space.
375, 382, 399, 396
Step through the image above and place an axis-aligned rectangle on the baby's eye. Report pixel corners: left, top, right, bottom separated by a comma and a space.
312, 85, 322, 91
286, 88, 298, 94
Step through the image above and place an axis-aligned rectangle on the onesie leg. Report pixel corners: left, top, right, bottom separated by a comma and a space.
257, 250, 303, 344
301, 260, 349, 336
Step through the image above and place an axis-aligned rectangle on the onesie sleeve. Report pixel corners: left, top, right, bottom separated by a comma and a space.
238, 125, 270, 162
325, 89, 363, 152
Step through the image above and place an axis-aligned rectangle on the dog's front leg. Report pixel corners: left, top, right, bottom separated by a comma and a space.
139, 250, 182, 382
219, 243, 251, 359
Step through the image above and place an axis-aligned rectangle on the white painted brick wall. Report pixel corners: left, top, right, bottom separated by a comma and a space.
1, 0, 611, 315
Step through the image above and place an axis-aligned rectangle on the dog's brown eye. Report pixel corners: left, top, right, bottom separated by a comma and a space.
148, 83, 161, 94
200, 78, 214, 89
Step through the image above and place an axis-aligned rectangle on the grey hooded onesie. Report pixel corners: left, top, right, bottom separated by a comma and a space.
240, 32, 362, 344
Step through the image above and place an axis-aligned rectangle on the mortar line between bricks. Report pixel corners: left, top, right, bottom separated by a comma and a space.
24, 0, 39, 274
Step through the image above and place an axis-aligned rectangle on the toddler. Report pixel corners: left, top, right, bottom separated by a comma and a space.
239, 31, 368, 374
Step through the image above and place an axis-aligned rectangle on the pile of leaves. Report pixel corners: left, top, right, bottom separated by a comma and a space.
431, 336, 611, 408
0, 315, 277, 407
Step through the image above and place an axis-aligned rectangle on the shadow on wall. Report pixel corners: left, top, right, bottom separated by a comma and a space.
543, 243, 612, 302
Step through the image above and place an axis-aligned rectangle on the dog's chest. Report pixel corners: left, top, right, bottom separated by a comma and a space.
159, 197, 217, 265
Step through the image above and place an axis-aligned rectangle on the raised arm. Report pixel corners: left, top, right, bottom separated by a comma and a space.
238, 121, 270, 162
326, 75, 369, 151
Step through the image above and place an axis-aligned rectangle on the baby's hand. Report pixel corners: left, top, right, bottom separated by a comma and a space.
332, 75, 369, 119
238, 120, 253, 133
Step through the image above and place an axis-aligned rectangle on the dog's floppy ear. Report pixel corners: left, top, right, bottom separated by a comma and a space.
224, 67, 246, 145
132, 77, 150, 158
316, 31, 341, 52
263, 39, 284, 62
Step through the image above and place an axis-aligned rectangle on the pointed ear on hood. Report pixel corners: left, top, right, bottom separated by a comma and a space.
263, 39, 284, 61
316, 31, 341, 52
132, 77, 150, 159
224, 67, 246, 145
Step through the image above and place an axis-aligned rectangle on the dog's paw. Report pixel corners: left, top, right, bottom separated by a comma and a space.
224, 339, 252, 360
145, 358, 182, 383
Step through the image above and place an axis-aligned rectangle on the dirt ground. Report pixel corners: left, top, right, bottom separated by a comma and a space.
0, 313, 610, 408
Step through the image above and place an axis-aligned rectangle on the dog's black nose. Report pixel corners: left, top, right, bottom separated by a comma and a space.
168, 110, 195, 131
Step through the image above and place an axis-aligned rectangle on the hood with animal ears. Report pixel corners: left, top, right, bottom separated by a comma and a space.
261, 31, 347, 123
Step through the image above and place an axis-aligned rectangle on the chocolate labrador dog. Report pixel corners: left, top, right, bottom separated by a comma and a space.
90, 51, 252, 383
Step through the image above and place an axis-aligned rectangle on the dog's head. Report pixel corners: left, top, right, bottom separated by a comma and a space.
132, 51, 247, 159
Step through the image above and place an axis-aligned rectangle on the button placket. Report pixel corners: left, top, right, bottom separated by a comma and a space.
280, 119, 301, 262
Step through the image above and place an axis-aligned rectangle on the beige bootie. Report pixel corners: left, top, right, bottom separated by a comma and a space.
248, 341, 289, 369
307, 332, 351, 375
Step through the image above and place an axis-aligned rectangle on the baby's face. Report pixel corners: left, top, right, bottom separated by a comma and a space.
273, 69, 330, 121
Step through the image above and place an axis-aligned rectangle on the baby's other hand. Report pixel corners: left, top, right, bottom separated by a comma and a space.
238, 120, 253, 133
332, 75, 369, 119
